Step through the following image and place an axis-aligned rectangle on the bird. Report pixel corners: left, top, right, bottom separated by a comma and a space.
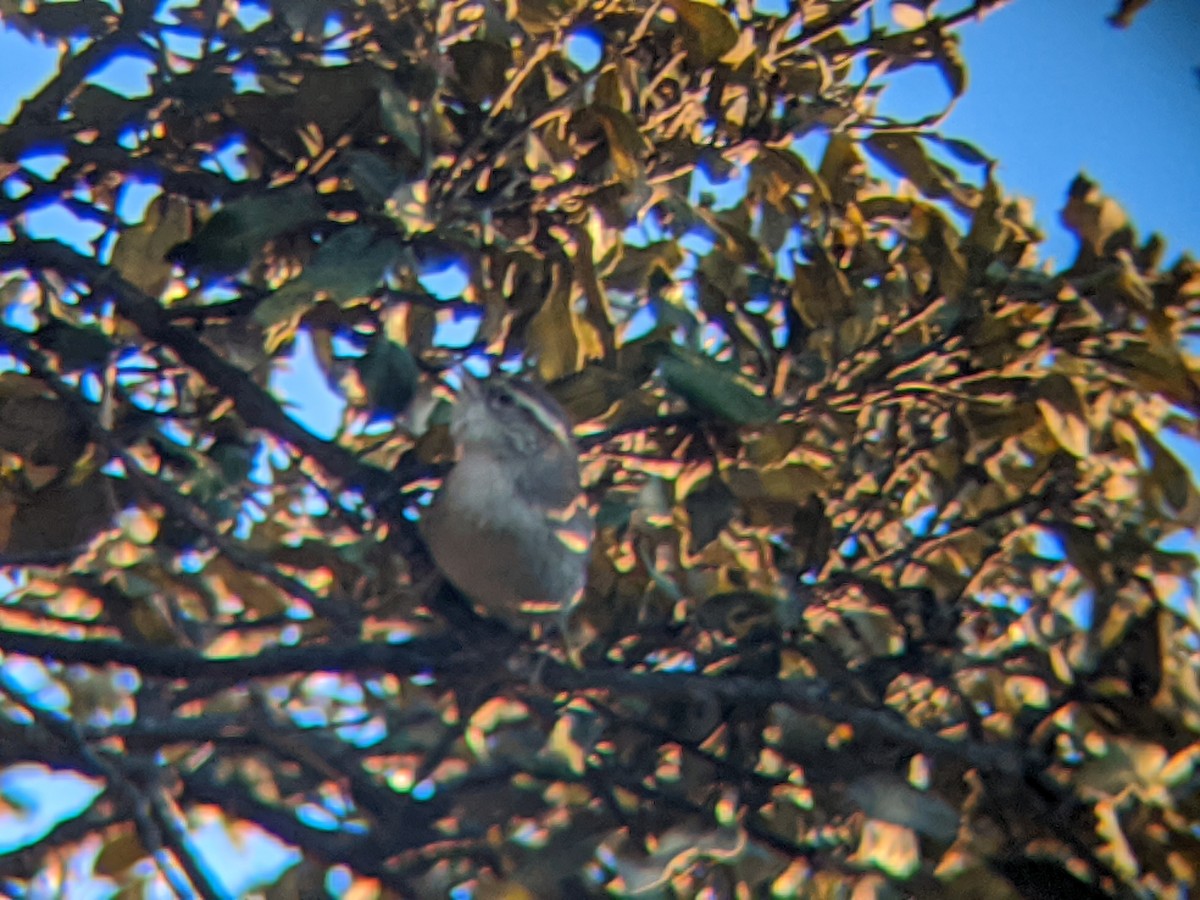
421, 374, 592, 628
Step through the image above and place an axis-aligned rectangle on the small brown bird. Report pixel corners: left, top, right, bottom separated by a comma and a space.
422, 375, 592, 624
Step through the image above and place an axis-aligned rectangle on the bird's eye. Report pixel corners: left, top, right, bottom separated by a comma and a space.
493, 390, 515, 407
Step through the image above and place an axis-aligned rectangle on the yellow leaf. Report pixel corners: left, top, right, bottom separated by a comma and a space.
574, 104, 649, 183
526, 266, 583, 382
111, 194, 191, 296
1060, 175, 1130, 259
663, 0, 739, 65
891, 1, 929, 28
0, 496, 16, 550
1094, 797, 1139, 880
95, 830, 148, 878
1035, 375, 1089, 458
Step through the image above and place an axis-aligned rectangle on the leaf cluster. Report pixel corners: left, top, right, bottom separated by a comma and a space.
0, 0, 1197, 898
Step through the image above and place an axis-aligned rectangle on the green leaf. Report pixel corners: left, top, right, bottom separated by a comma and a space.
659, 348, 774, 426
168, 187, 325, 274
571, 104, 650, 183
1060, 523, 1105, 589
930, 135, 991, 166
509, 0, 585, 33
0, 374, 87, 469
606, 241, 685, 294
1139, 428, 1195, 515
342, 151, 406, 208
355, 334, 419, 417
5, 470, 111, 555
684, 475, 735, 548
847, 775, 959, 842
8, 0, 115, 38
37, 319, 115, 370
378, 83, 423, 158
551, 366, 638, 422
594, 495, 634, 532
252, 226, 401, 327
966, 176, 1008, 256
69, 84, 151, 131
527, 270, 584, 383
932, 31, 967, 98
817, 133, 865, 205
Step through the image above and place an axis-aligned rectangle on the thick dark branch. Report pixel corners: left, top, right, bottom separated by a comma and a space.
0, 627, 462, 681
0, 321, 365, 627
0, 29, 143, 158
0, 238, 397, 505
1, 618, 1039, 782
0, 797, 124, 883
540, 661, 1039, 779
146, 784, 231, 900
0, 670, 205, 895
179, 762, 420, 895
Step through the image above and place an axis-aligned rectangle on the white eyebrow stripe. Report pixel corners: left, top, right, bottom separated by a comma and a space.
511, 386, 570, 446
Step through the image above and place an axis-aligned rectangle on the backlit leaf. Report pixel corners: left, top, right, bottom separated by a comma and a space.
111, 193, 191, 296
1061, 174, 1132, 261
1035, 374, 1090, 458
663, 0, 739, 65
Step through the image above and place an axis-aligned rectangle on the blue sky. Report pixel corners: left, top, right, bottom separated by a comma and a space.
878, 0, 1199, 265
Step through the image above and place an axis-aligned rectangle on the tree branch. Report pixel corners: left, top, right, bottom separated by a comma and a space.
0, 238, 398, 506
0, 626, 462, 681
1, 616, 1041, 784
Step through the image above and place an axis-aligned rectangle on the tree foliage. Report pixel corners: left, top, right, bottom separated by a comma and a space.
0, 0, 1198, 897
